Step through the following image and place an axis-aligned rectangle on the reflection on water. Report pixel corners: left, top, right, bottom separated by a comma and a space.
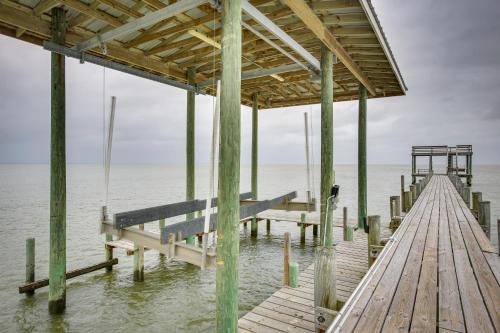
1, 164, 498, 332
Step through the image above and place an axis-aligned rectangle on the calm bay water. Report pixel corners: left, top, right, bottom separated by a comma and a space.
0, 164, 498, 332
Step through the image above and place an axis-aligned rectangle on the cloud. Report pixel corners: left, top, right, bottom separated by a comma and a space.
1, 0, 500, 164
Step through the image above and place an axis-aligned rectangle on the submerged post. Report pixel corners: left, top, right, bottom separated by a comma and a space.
26, 238, 35, 296
358, 84, 367, 229
185, 66, 196, 245
49, 7, 67, 315
320, 44, 334, 244
216, 0, 241, 330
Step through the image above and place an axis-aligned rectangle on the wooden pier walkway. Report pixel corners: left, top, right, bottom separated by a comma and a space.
330, 175, 500, 332
238, 227, 369, 332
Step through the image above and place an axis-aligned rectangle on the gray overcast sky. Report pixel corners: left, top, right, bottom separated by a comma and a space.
1, 0, 499, 165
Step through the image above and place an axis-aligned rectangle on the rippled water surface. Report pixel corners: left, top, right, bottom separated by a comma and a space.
0, 164, 498, 332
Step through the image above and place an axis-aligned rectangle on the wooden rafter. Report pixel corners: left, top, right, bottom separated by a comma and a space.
281, 0, 376, 95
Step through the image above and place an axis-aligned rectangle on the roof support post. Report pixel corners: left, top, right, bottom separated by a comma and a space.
186, 67, 196, 245
358, 84, 367, 229
320, 44, 334, 246
251, 93, 259, 237
216, 0, 241, 331
49, 7, 67, 315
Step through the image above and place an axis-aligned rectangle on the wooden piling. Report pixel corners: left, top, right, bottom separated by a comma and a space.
266, 219, 271, 233
251, 92, 259, 235
368, 215, 381, 266
300, 213, 306, 243
463, 187, 471, 207
133, 224, 144, 282
400, 175, 405, 213
102, 207, 113, 271
251, 217, 258, 237
320, 44, 334, 243
345, 226, 353, 241
186, 66, 196, 246
288, 262, 299, 288
410, 184, 417, 206
472, 192, 482, 217
313, 225, 318, 237
404, 191, 411, 212
479, 201, 491, 239
49, 7, 67, 315
343, 207, 348, 241
25, 238, 35, 296
314, 247, 337, 321
358, 83, 367, 229
284, 232, 291, 286
216, 1, 241, 330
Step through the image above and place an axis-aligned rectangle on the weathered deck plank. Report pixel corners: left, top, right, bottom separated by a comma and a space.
238, 227, 369, 332
329, 175, 500, 333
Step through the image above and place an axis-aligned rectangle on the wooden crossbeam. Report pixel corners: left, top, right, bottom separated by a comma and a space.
75, 0, 208, 52
281, 0, 376, 96
160, 192, 297, 242
18, 259, 118, 294
113, 192, 253, 229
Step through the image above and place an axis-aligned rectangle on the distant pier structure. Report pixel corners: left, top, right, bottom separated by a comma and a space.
412, 145, 473, 185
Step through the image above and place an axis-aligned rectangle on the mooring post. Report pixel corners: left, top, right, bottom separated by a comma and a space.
320, 45, 334, 243
368, 215, 381, 266
25, 238, 35, 296
343, 207, 348, 241
416, 182, 421, 198
404, 191, 411, 212
185, 66, 196, 246
313, 225, 318, 237
288, 262, 299, 288
251, 92, 259, 237
216, 1, 241, 330
358, 83, 367, 230
284, 232, 291, 286
479, 201, 491, 239
49, 7, 67, 315
266, 219, 271, 233
472, 192, 482, 218
300, 213, 306, 243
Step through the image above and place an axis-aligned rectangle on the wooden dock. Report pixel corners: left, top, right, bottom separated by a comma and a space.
238, 227, 369, 332
330, 175, 499, 332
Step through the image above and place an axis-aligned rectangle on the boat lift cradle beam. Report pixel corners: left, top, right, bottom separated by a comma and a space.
101, 191, 311, 268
